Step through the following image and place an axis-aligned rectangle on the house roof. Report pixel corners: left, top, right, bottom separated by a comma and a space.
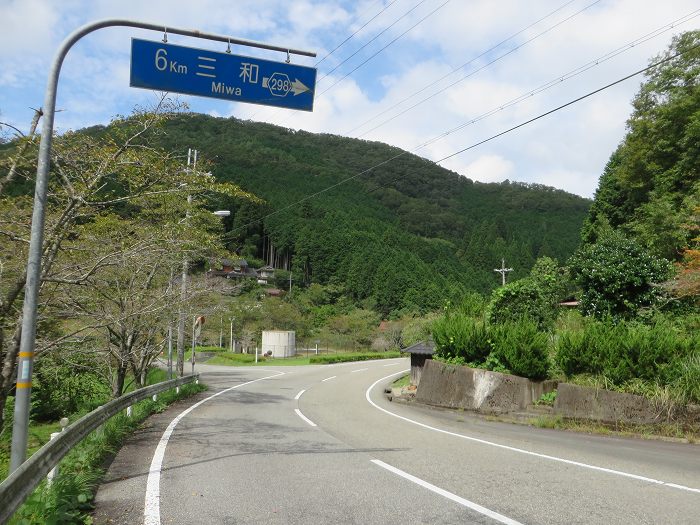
403, 339, 435, 355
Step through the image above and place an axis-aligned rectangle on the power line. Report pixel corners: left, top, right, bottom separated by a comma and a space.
435, 44, 699, 164
342, 0, 579, 136
230, 41, 697, 234
354, 0, 603, 139
272, 0, 450, 129
315, 0, 400, 68
318, 0, 429, 82
414, 10, 700, 152
245, 0, 410, 121
318, 0, 451, 96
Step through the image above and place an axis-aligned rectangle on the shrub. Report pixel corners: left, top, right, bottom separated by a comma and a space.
31, 352, 111, 422
490, 319, 550, 380
569, 230, 673, 319
556, 318, 694, 388
487, 257, 567, 330
432, 313, 491, 364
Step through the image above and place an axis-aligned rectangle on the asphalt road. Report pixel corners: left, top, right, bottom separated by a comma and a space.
94, 359, 700, 524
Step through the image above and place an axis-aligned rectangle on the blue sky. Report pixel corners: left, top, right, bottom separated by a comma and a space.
1, 0, 698, 197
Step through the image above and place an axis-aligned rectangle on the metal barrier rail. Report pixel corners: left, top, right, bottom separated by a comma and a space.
0, 374, 199, 523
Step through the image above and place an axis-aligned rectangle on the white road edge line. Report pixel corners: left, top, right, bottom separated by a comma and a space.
366, 371, 700, 495
321, 375, 336, 382
294, 389, 306, 400
144, 370, 285, 525
295, 408, 317, 427
371, 460, 522, 525
351, 368, 368, 373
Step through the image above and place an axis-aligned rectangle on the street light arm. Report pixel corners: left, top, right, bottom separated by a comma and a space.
10, 18, 314, 474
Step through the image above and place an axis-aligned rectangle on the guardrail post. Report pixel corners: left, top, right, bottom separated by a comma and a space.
46, 418, 68, 486
152, 394, 157, 402
176, 386, 180, 394
126, 405, 132, 418
46, 433, 60, 486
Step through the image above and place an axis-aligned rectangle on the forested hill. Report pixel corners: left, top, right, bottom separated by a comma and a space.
156, 114, 590, 315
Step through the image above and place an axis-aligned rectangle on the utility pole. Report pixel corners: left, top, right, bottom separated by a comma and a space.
494, 258, 513, 286
219, 315, 223, 348
177, 148, 196, 376
167, 323, 173, 380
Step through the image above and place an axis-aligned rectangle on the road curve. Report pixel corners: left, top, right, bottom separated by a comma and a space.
94, 359, 700, 524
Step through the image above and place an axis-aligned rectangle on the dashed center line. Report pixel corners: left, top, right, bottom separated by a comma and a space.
294, 389, 306, 400
351, 368, 368, 373
322, 376, 337, 382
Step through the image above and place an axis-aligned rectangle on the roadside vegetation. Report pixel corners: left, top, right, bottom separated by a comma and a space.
430, 32, 700, 412
1, 368, 206, 523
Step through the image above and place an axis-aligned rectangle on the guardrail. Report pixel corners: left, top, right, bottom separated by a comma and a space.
0, 374, 199, 523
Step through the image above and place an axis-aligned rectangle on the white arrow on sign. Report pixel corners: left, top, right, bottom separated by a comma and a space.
290, 79, 309, 96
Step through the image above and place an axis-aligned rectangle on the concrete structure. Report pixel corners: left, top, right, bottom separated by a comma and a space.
416, 360, 556, 414
403, 339, 435, 386
262, 330, 295, 358
553, 383, 700, 425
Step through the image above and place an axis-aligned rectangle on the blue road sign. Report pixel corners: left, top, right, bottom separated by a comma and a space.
130, 39, 316, 112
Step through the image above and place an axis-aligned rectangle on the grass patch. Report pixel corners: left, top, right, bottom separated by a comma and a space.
206, 353, 311, 366
205, 350, 402, 366
3, 378, 206, 524
309, 351, 402, 364
392, 374, 411, 388
534, 390, 557, 406
528, 415, 699, 442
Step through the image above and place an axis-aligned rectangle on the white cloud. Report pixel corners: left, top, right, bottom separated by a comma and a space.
460, 154, 515, 183
1, 0, 696, 198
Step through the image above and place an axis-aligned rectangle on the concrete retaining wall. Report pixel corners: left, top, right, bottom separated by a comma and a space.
415, 360, 556, 414
553, 383, 700, 425
415, 361, 700, 424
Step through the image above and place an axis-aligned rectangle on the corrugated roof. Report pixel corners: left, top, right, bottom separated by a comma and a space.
403, 339, 435, 355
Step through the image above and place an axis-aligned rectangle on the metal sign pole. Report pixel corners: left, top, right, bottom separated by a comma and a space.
9, 18, 315, 474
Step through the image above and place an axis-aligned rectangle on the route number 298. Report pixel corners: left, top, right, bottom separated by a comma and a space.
268, 72, 291, 97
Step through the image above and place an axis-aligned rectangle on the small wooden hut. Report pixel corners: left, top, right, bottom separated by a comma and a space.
403, 339, 435, 386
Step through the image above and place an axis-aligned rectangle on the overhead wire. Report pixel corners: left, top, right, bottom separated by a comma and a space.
230, 37, 699, 233
271, 0, 451, 128
315, 0, 400, 68
342, 0, 579, 136
318, 0, 430, 83
245, 0, 400, 120
318, 0, 452, 96
353, 0, 603, 139
414, 10, 700, 151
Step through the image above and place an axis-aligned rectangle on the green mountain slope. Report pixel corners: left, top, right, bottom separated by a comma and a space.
142, 114, 592, 315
